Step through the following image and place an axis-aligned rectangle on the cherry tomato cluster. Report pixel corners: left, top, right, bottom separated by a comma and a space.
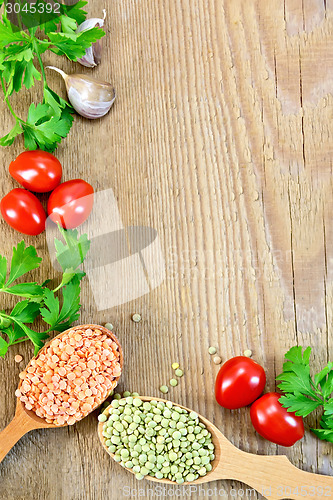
1, 151, 94, 235
215, 356, 304, 447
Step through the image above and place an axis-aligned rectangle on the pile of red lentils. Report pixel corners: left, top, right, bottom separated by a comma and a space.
15, 326, 122, 426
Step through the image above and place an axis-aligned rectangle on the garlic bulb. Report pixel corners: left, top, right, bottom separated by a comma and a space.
47, 67, 115, 119
76, 10, 106, 68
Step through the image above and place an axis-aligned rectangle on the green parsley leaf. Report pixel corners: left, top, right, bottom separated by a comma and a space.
6, 241, 42, 286
277, 346, 333, 443
323, 373, 333, 401
22, 102, 74, 152
315, 363, 333, 398
23, 60, 42, 90
4, 322, 27, 344
0, 336, 8, 357
10, 300, 40, 323
311, 428, 333, 443
0, 0, 100, 150
40, 277, 81, 331
0, 121, 23, 147
39, 0, 87, 34
55, 227, 90, 273
279, 393, 322, 417
0, 228, 90, 356
0, 22, 26, 49
276, 363, 314, 397
60, 15, 78, 34
323, 400, 333, 416
5, 282, 44, 299
48, 27, 104, 60
0, 52, 5, 71
0, 255, 7, 288
19, 323, 49, 355
284, 345, 312, 365
62, 0, 88, 25
44, 85, 73, 118
39, 288, 59, 327
55, 277, 81, 328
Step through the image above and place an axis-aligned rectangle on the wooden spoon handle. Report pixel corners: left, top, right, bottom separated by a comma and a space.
0, 415, 34, 464
225, 452, 333, 499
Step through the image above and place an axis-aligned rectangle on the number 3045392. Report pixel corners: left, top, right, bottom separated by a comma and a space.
277, 486, 331, 497
5, 3, 60, 14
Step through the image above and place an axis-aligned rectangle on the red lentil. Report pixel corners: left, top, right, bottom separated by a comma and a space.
15, 326, 122, 426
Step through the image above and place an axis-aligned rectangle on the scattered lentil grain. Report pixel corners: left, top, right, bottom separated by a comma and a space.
175, 369, 183, 377
14, 355, 23, 363
170, 379, 178, 387
171, 362, 179, 370
213, 356, 222, 365
132, 314, 141, 323
208, 347, 217, 355
243, 349, 252, 358
159, 385, 168, 394
105, 323, 114, 331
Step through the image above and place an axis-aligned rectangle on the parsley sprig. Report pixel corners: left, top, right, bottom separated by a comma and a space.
277, 346, 333, 443
0, 1, 105, 151
0, 226, 90, 357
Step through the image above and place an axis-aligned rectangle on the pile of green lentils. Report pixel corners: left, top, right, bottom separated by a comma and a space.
99, 396, 215, 483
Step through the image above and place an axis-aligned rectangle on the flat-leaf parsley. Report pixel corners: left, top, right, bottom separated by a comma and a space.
277, 346, 333, 443
0, 226, 90, 357
0, 1, 105, 151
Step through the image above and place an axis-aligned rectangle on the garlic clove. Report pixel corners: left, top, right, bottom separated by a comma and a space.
76, 10, 106, 68
46, 66, 116, 120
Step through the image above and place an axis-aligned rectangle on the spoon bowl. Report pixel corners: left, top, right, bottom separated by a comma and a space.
98, 396, 333, 500
0, 324, 123, 463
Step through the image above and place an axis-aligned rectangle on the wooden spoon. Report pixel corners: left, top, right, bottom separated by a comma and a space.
98, 396, 333, 500
0, 324, 123, 464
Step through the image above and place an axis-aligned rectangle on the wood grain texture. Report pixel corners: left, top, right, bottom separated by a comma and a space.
0, 1, 332, 499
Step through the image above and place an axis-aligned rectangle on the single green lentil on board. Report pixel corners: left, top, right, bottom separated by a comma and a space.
208, 346, 217, 355
170, 379, 178, 387
100, 397, 215, 483
132, 313, 142, 323
159, 385, 169, 394
175, 369, 183, 377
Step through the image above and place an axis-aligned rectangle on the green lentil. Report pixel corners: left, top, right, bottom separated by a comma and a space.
175, 369, 183, 377
101, 397, 214, 484
170, 379, 178, 387
208, 346, 217, 355
159, 385, 169, 394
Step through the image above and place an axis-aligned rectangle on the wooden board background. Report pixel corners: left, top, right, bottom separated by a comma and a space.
0, 0, 333, 498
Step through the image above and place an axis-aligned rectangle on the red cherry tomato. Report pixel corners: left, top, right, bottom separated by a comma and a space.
9, 150, 62, 193
250, 392, 304, 447
47, 179, 94, 229
1, 188, 46, 235
215, 356, 266, 409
